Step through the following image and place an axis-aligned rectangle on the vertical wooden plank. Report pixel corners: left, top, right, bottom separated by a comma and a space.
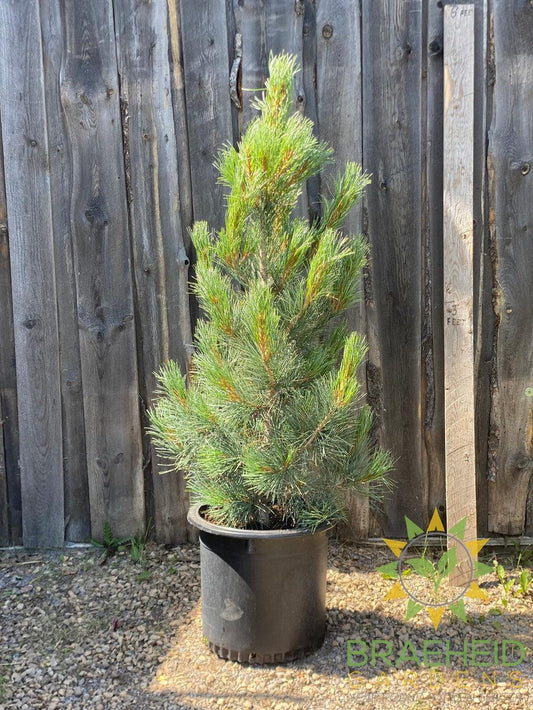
424, 0, 446, 523
178, 0, 233, 541
0, 113, 21, 545
0, 392, 7, 543
239, 0, 306, 208
0, 0, 64, 547
40, 0, 91, 542
239, 2, 305, 118
425, 0, 490, 535
60, 0, 144, 540
167, 0, 198, 344
472, 0, 491, 538
180, 0, 234, 228
362, 0, 426, 535
487, 0, 533, 535
264, 0, 305, 111
443, 5, 477, 576
114, 0, 193, 544
0, 120, 9, 543
224, 0, 241, 143
239, 1, 304, 124
302, 0, 320, 222
167, 0, 193, 235
239, 0, 266, 129
316, 0, 362, 232
316, 0, 368, 539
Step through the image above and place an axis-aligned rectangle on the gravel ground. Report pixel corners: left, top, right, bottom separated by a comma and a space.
0, 539, 531, 709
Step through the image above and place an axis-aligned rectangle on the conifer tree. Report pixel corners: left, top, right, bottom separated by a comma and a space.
149, 53, 393, 530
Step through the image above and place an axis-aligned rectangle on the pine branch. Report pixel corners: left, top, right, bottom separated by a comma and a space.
148, 52, 392, 531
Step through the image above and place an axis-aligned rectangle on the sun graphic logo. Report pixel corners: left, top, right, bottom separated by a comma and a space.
378, 509, 493, 630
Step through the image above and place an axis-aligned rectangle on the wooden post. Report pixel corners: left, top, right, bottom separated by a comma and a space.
443, 4, 477, 583
60, 1, 145, 541
0, 394, 7, 544
362, 0, 425, 534
0, 0, 65, 548
114, 0, 193, 545
487, 0, 533, 536
317, 0, 369, 539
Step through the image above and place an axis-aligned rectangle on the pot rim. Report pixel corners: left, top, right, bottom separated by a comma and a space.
187, 504, 333, 539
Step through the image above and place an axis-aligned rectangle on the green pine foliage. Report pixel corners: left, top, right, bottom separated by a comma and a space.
149, 53, 393, 531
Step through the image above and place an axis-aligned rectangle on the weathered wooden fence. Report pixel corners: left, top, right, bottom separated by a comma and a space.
0, 0, 531, 547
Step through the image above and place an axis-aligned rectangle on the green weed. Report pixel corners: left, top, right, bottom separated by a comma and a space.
493, 557, 532, 606
517, 568, 532, 596
90, 522, 133, 563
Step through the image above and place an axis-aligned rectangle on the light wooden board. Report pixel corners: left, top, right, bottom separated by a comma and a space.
362, 0, 425, 535
487, 0, 533, 535
114, 0, 193, 544
0, 0, 64, 547
40, 0, 91, 542
443, 4, 477, 578
60, 0, 144, 540
424, 0, 490, 536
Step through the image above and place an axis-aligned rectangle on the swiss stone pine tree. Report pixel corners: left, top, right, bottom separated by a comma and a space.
149, 53, 393, 530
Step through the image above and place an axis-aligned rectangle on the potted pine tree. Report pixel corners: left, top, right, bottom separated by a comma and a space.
149, 53, 392, 663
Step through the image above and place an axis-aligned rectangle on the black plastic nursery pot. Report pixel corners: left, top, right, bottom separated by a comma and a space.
187, 504, 330, 664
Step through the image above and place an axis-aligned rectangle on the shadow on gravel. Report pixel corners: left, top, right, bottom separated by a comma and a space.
144, 569, 532, 709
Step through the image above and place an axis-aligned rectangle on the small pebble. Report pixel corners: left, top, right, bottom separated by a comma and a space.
0, 542, 530, 709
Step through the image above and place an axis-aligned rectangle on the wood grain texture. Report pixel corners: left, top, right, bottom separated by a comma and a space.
238, 0, 306, 216
487, 0, 533, 535
424, 0, 446, 525
167, 0, 194, 236
302, 0, 320, 223
239, 0, 265, 129
224, 0, 241, 142
443, 5, 477, 566
167, 0, 198, 343
40, 0, 91, 542
0, 120, 8, 543
239, 0, 304, 128
114, 0, 193, 544
0, 0, 531, 545
362, 0, 426, 535
0, 112, 21, 544
0, 0, 64, 547
471, 0, 491, 537
180, 0, 234, 228
316, 0, 368, 539
60, 0, 144, 541
0, 391, 7, 543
